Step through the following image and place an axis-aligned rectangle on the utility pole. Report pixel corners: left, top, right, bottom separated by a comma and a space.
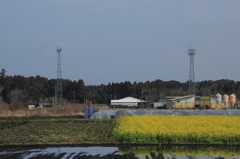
73, 90, 76, 103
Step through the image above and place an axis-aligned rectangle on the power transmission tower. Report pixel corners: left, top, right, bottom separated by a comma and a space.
55, 46, 63, 107
188, 48, 196, 95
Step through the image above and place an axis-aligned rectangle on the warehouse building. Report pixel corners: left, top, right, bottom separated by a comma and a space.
165, 95, 195, 109
111, 96, 146, 107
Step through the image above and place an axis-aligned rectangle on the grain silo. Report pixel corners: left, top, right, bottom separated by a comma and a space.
216, 93, 222, 104
229, 94, 236, 107
223, 94, 229, 108
223, 94, 229, 104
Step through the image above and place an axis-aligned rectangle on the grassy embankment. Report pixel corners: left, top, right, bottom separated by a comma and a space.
0, 118, 116, 145
112, 115, 240, 145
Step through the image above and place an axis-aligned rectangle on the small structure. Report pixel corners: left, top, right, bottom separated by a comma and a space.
111, 96, 146, 107
151, 102, 164, 108
84, 100, 95, 118
165, 95, 195, 109
38, 103, 52, 108
28, 105, 35, 110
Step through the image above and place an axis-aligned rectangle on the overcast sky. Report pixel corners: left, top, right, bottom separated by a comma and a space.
0, 0, 240, 85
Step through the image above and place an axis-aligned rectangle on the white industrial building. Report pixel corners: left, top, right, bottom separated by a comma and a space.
111, 96, 146, 107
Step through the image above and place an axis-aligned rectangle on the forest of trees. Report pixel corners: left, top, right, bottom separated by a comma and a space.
0, 68, 240, 108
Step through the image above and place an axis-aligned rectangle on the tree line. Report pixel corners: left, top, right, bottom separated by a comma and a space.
0, 71, 240, 108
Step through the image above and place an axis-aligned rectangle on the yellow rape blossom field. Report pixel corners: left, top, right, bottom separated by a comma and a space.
112, 115, 240, 144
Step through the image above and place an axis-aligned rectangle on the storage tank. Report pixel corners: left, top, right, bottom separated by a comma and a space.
229, 93, 236, 107
223, 94, 229, 105
216, 93, 222, 104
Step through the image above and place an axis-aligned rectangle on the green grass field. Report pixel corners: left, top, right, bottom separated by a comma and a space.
0, 118, 116, 145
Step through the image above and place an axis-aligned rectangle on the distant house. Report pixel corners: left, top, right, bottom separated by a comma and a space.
111, 97, 146, 107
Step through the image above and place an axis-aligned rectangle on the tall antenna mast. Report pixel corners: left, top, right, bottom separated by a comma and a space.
188, 47, 196, 95
56, 46, 63, 107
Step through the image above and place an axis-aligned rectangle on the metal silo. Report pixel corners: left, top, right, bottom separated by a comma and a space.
229, 94, 236, 107
216, 93, 222, 104
223, 94, 229, 105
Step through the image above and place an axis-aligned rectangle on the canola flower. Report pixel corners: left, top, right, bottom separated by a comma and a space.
112, 115, 240, 144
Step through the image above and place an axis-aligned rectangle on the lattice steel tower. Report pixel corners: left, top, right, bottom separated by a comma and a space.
55, 46, 62, 107
188, 48, 196, 95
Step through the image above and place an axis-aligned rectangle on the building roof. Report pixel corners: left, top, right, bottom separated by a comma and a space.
111, 96, 146, 103
165, 95, 195, 101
